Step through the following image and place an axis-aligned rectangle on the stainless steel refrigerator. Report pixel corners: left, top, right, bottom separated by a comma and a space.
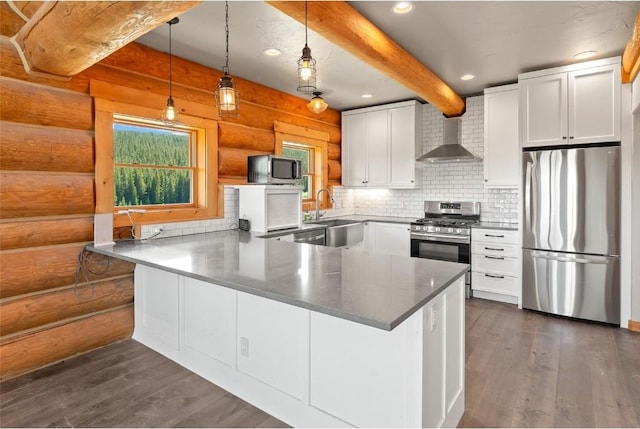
522, 145, 620, 324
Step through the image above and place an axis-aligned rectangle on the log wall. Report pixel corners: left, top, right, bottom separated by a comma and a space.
0, 32, 341, 380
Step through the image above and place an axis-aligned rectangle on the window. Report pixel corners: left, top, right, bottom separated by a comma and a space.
92, 81, 220, 230
274, 121, 330, 211
113, 118, 195, 208
282, 143, 314, 200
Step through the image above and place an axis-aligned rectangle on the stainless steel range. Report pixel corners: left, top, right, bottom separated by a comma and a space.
411, 201, 481, 297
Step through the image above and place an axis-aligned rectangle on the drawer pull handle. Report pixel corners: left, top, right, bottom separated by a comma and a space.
485, 273, 505, 279
485, 247, 504, 251
485, 234, 504, 238
485, 255, 504, 260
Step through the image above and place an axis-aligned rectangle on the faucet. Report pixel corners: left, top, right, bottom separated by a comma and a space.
315, 188, 334, 220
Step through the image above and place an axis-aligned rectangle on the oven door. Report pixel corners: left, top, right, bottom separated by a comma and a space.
410, 234, 471, 287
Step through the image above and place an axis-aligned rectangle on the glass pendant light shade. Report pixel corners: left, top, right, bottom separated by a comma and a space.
216, 0, 239, 118
308, 92, 328, 114
297, 1, 317, 94
162, 17, 180, 124
163, 96, 177, 122
215, 73, 239, 117
297, 45, 317, 94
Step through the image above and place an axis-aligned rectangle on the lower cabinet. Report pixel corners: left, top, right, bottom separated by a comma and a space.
133, 265, 465, 428
471, 228, 521, 304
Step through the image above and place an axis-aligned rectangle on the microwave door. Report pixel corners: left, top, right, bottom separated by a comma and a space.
271, 158, 291, 179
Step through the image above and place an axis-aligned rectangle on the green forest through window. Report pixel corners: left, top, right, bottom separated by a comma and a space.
113, 122, 194, 207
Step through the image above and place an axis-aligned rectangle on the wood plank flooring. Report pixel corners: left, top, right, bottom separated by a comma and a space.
460, 299, 640, 428
1, 298, 638, 428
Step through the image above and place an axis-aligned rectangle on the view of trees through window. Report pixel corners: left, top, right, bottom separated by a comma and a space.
113, 122, 193, 207
282, 143, 313, 199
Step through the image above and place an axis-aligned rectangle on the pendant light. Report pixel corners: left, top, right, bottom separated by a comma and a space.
215, 0, 239, 118
308, 92, 328, 114
297, 0, 317, 94
162, 17, 180, 124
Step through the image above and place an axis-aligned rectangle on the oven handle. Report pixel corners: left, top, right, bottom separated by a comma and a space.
410, 233, 470, 244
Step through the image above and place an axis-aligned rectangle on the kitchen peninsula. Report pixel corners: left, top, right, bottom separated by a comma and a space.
90, 230, 468, 428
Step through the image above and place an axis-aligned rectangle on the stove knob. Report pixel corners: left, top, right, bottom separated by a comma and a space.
456, 228, 462, 234
448, 227, 454, 234
435, 227, 440, 232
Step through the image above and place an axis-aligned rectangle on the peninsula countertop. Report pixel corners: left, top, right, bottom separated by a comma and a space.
89, 230, 468, 331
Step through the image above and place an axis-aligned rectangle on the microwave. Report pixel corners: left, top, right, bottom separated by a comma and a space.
247, 155, 302, 184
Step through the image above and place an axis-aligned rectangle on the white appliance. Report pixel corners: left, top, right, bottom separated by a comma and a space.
237, 185, 302, 233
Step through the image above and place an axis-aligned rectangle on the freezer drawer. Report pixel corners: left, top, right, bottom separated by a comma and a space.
522, 249, 620, 324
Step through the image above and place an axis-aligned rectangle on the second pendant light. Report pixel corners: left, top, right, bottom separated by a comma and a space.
297, 0, 316, 94
215, 0, 239, 118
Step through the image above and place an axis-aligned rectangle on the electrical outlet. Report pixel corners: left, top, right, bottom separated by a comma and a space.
240, 337, 249, 357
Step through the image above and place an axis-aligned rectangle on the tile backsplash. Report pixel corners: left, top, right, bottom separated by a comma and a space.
141, 95, 519, 239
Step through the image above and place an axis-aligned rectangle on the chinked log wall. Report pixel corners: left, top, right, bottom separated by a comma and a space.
0, 30, 341, 379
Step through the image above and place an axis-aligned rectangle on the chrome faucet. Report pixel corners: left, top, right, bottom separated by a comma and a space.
315, 188, 334, 220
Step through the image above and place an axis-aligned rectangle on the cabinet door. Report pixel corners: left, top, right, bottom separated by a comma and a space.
568, 64, 620, 144
371, 222, 410, 257
521, 73, 568, 147
389, 105, 418, 188
366, 109, 390, 186
342, 113, 367, 186
423, 295, 445, 428
484, 87, 519, 187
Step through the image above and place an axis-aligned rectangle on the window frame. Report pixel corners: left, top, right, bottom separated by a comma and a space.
93, 92, 220, 230
274, 121, 330, 212
282, 142, 315, 202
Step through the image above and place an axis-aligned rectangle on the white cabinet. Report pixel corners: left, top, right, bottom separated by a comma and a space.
134, 265, 180, 354
342, 100, 422, 188
369, 222, 411, 257
237, 291, 308, 400
309, 277, 465, 428
483, 84, 519, 187
520, 57, 621, 147
237, 185, 302, 233
471, 228, 520, 304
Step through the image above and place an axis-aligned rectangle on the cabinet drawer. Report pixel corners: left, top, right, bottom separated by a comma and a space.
472, 242, 520, 258
472, 228, 519, 245
472, 272, 518, 296
472, 254, 519, 276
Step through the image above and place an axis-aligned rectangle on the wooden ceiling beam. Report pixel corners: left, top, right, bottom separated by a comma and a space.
622, 11, 640, 83
12, 1, 201, 77
267, 1, 465, 117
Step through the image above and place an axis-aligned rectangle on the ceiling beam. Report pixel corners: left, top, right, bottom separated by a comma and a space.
12, 1, 201, 77
267, 1, 465, 117
622, 11, 640, 83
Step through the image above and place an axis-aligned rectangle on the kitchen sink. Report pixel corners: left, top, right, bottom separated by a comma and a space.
312, 219, 364, 247
311, 219, 361, 227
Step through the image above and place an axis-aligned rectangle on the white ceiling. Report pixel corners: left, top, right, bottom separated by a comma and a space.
135, 1, 639, 112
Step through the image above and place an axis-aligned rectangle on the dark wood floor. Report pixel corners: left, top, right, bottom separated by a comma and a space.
1, 298, 639, 428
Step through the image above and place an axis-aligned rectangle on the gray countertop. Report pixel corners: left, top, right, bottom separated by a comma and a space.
89, 230, 468, 331
472, 222, 519, 231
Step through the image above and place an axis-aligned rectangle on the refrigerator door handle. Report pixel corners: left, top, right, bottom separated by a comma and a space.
528, 251, 609, 264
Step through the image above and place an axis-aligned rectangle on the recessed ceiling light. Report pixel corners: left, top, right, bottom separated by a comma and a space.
263, 48, 282, 57
392, 2, 414, 14
361, 93, 373, 98
460, 74, 475, 81
574, 50, 597, 60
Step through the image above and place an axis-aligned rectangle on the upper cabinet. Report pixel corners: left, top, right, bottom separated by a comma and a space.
483, 84, 519, 187
519, 57, 621, 148
342, 100, 423, 188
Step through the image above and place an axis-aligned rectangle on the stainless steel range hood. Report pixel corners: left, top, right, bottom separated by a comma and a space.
416, 118, 481, 163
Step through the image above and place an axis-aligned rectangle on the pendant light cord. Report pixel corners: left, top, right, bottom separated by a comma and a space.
304, 1, 308, 47
224, 0, 230, 74
169, 21, 173, 97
